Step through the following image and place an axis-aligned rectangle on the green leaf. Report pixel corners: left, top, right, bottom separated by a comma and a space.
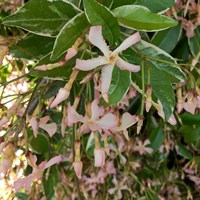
176, 142, 192, 160
188, 27, 200, 56
151, 23, 182, 53
111, 0, 137, 9
134, 0, 175, 13
113, 5, 177, 31
10, 33, 55, 60
51, 13, 89, 60
181, 113, 200, 125
149, 125, 164, 151
3, 0, 80, 36
84, 0, 120, 44
101, 67, 131, 106
42, 166, 59, 199
29, 133, 50, 154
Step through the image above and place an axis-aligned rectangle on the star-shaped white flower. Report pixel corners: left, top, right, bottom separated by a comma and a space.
75, 26, 141, 102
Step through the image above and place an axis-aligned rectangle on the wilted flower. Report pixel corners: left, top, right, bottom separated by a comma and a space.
75, 26, 141, 102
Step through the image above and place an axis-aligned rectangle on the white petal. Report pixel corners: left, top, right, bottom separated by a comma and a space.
75, 56, 108, 71
89, 26, 110, 57
112, 32, 141, 55
116, 57, 140, 72
91, 99, 104, 120
101, 65, 114, 102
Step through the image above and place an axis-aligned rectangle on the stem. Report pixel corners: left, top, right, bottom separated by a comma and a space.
140, 59, 145, 116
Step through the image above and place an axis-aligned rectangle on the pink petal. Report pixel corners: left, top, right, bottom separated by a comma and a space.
89, 26, 110, 57
29, 117, 38, 137
112, 32, 141, 55
39, 116, 50, 125
44, 155, 62, 169
101, 65, 114, 102
91, 99, 104, 120
34, 65, 47, 71
168, 114, 177, 125
94, 148, 105, 167
0, 159, 12, 175
143, 139, 150, 146
120, 113, 138, 130
65, 48, 77, 61
96, 113, 117, 130
116, 57, 140, 72
68, 105, 84, 126
0, 116, 9, 128
75, 56, 108, 71
50, 88, 69, 108
145, 147, 153, 154
39, 123, 57, 137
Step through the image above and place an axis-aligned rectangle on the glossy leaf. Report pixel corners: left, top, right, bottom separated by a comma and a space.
29, 133, 50, 154
134, 0, 175, 13
188, 27, 200, 56
113, 5, 177, 31
51, 13, 89, 60
10, 33, 55, 60
181, 113, 200, 125
151, 23, 182, 53
3, 0, 80, 36
101, 67, 131, 106
149, 125, 164, 151
84, 0, 120, 44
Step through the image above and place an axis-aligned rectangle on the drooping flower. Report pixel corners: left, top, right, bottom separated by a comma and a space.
14, 154, 62, 191
28, 115, 57, 137
75, 26, 141, 102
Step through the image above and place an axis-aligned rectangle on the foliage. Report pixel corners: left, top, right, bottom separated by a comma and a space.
0, 0, 200, 199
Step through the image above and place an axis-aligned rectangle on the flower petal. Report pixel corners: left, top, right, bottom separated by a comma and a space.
116, 57, 140, 72
39, 123, 57, 137
65, 48, 77, 61
68, 105, 85, 126
89, 26, 110, 57
29, 117, 38, 137
96, 113, 118, 130
91, 99, 104, 120
101, 65, 114, 102
44, 155, 62, 169
75, 56, 108, 71
120, 113, 138, 130
112, 32, 141, 55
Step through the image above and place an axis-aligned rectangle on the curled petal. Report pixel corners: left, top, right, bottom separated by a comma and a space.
75, 56, 108, 71
89, 26, 110, 57
101, 65, 114, 102
116, 57, 140, 72
29, 117, 38, 137
50, 88, 69, 108
120, 113, 138, 130
39, 116, 50, 125
112, 32, 141, 55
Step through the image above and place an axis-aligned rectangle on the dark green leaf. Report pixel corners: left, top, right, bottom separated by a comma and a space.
42, 166, 59, 199
176, 142, 192, 160
29, 133, 50, 154
181, 113, 200, 125
3, 0, 80, 36
10, 33, 55, 60
101, 67, 131, 106
151, 23, 182, 53
113, 5, 177, 31
84, 0, 120, 44
188, 27, 200, 56
111, 0, 137, 9
51, 13, 89, 60
134, 0, 175, 13
149, 125, 164, 151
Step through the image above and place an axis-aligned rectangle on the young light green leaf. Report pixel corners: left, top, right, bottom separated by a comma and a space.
10, 33, 55, 60
113, 5, 177, 31
3, 0, 80, 36
51, 13, 89, 61
84, 0, 120, 44
151, 23, 182, 53
134, 0, 175, 13
101, 67, 131, 106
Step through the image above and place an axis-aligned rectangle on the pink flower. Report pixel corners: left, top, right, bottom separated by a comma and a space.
14, 154, 62, 192
29, 115, 57, 137
75, 26, 141, 102
73, 161, 83, 179
94, 148, 105, 167
183, 90, 197, 114
133, 139, 153, 155
112, 112, 138, 140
